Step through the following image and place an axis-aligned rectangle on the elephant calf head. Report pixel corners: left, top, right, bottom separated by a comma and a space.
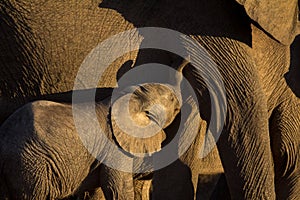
111, 58, 189, 155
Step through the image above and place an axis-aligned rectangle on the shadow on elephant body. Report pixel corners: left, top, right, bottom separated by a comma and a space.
197, 173, 230, 200
0, 59, 133, 126
285, 35, 300, 98
152, 159, 194, 200
100, 0, 299, 45
99, 0, 252, 46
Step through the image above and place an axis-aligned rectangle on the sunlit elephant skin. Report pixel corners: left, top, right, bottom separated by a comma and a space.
0, 0, 139, 124
101, 0, 300, 199
0, 0, 299, 199
0, 100, 132, 200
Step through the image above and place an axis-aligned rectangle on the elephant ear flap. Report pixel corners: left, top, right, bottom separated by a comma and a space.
236, 0, 299, 45
111, 93, 166, 155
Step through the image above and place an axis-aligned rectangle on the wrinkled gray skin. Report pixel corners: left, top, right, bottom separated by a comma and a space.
103, 0, 300, 199
0, 83, 181, 199
0, 0, 300, 199
0, 100, 105, 199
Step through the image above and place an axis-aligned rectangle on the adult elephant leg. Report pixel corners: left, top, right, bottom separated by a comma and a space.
186, 35, 276, 199
269, 96, 300, 200
217, 79, 276, 199
137, 35, 275, 198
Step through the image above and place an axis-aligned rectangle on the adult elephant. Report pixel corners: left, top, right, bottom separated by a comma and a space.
0, 0, 299, 199
0, 1, 225, 199
99, 0, 300, 199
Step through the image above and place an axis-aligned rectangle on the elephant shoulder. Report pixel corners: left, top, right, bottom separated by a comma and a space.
30, 100, 73, 122
29, 101, 76, 138
0, 100, 73, 140
20, 100, 73, 130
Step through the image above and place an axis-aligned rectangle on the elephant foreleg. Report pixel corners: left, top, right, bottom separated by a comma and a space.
217, 93, 276, 199
269, 97, 300, 200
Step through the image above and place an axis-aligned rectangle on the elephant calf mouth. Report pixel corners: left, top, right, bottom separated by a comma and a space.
111, 117, 166, 156
145, 109, 165, 128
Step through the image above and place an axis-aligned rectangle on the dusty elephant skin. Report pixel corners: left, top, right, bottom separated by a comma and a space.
0, 0, 299, 199
0, 0, 139, 124
0, 100, 131, 199
0, 81, 182, 199
101, 0, 300, 199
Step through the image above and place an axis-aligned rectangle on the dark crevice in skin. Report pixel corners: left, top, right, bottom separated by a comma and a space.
268, 104, 278, 172
134, 171, 153, 180
250, 20, 279, 46
162, 111, 181, 147
285, 35, 300, 98
298, 0, 300, 22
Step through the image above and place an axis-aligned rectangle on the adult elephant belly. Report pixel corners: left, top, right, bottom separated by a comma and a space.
0, 0, 141, 124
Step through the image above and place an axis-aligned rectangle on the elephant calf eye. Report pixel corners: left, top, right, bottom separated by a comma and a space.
168, 96, 174, 101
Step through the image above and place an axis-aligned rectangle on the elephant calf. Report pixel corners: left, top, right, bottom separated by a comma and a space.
0, 81, 182, 199
0, 57, 188, 199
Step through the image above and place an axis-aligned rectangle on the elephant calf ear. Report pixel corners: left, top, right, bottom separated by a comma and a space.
236, 0, 299, 45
